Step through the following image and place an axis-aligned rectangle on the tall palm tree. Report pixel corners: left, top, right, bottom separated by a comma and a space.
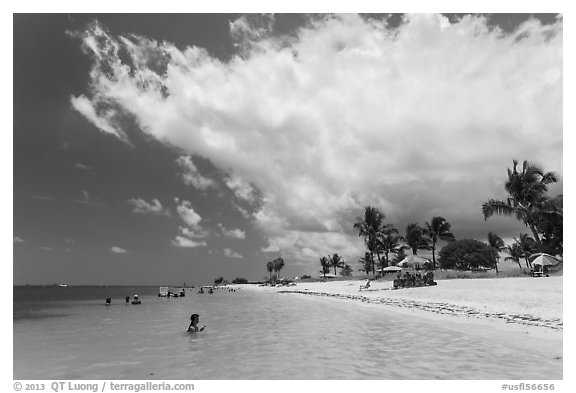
405, 223, 430, 256
354, 206, 386, 276
319, 256, 331, 278
273, 256, 285, 279
425, 217, 455, 270
505, 242, 524, 269
266, 261, 274, 281
340, 264, 353, 277
487, 232, 506, 274
515, 234, 536, 268
329, 253, 344, 276
378, 226, 403, 268
358, 252, 373, 277
482, 160, 558, 251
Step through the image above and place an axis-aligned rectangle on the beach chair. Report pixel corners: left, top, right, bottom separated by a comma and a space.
359, 280, 371, 291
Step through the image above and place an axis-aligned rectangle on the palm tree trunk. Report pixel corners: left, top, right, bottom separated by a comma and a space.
529, 224, 543, 252
524, 257, 531, 268
431, 242, 436, 270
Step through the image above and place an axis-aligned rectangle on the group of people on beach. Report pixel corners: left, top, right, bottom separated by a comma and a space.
198, 286, 237, 294
394, 271, 437, 288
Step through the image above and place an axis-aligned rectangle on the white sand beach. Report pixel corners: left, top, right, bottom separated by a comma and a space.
239, 276, 563, 337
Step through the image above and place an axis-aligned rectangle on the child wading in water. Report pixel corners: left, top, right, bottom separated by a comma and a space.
187, 313, 206, 332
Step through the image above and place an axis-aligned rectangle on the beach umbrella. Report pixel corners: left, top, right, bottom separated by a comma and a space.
528, 253, 560, 266
397, 255, 430, 267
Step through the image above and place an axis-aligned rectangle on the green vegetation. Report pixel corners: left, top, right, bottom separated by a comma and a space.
214, 276, 229, 285
425, 217, 455, 269
266, 261, 274, 280
232, 277, 248, 284
439, 239, 498, 271
339, 264, 353, 277
379, 227, 404, 268
482, 159, 562, 255
358, 252, 373, 277
319, 256, 331, 278
405, 223, 431, 256
486, 232, 505, 273
329, 253, 344, 275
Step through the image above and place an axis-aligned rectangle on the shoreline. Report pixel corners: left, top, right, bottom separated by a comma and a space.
237, 276, 563, 340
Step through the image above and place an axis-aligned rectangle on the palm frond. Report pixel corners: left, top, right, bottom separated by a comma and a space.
482, 199, 515, 219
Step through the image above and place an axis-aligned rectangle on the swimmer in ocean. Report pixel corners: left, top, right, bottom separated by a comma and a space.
187, 313, 206, 332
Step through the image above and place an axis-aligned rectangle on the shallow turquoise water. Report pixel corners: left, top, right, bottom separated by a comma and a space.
13, 286, 562, 379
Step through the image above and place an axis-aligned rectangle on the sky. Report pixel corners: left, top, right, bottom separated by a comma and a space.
13, 13, 563, 285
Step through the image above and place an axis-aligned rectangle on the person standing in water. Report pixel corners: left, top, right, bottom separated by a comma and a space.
187, 313, 206, 332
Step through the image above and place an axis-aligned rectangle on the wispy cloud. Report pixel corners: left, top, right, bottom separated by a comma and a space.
110, 246, 127, 253
75, 163, 93, 171
172, 199, 210, 245
127, 197, 171, 216
224, 174, 259, 205
217, 223, 246, 239
175, 155, 216, 190
72, 14, 562, 266
13, 236, 24, 243
30, 194, 55, 201
223, 248, 243, 259
171, 236, 207, 248
75, 189, 103, 207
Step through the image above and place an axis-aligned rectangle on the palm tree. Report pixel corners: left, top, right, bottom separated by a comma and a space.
536, 195, 563, 256
319, 256, 331, 278
358, 252, 373, 277
378, 226, 403, 267
354, 206, 386, 276
405, 223, 430, 256
505, 242, 524, 269
329, 253, 344, 276
487, 232, 506, 274
272, 256, 285, 280
425, 217, 455, 270
340, 264, 353, 277
515, 234, 536, 268
482, 160, 558, 251
266, 261, 274, 281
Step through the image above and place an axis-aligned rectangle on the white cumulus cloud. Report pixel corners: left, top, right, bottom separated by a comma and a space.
175, 155, 216, 190
223, 248, 243, 259
218, 223, 246, 239
110, 246, 127, 253
174, 198, 202, 228
72, 14, 562, 267
127, 198, 171, 216
171, 236, 207, 248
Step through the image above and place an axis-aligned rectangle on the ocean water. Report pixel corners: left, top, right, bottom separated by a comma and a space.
13, 286, 562, 380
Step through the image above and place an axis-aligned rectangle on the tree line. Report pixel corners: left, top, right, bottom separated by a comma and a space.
265, 159, 561, 279
349, 159, 561, 277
